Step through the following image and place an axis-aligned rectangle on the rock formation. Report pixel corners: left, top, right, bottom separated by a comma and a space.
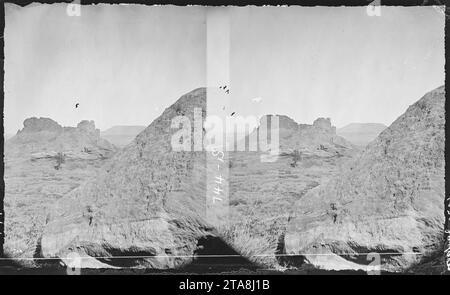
40, 88, 216, 269
38, 86, 444, 272
248, 114, 354, 156
337, 123, 387, 147
284, 85, 445, 272
100, 125, 146, 148
39, 89, 358, 270
4, 118, 117, 262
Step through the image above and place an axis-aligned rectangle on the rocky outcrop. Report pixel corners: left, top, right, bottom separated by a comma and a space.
6, 118, 116, 160
312, 117, 335, 133
4, 118, 118, 262
337, 123, 387, 147
40, 88, 216, 269
251, 115, 354, 156
21, 117, 63, 133
100, 125, 146, 148
284, 86, 445, 272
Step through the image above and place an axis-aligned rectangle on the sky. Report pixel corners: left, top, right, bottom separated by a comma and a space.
4, 5, 445, 135
4, 4, 206, 134
228, 6, 445, 130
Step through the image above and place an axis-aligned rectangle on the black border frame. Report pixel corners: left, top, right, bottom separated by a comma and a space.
0, 0, 448, 280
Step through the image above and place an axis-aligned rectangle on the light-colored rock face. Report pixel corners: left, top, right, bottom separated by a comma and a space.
284, 85, 445, 272
41, 88, 215, 269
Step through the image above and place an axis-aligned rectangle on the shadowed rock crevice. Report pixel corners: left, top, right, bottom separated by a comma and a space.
181, 236, 257, 273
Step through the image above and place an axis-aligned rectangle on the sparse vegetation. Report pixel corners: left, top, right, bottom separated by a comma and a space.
54, 152, 66, 170
229, 198, 246, 206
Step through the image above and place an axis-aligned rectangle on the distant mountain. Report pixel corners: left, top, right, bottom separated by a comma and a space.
337, 123, 387, 147
242, 115, 356, 157
285, 85, 445, 272
101, 125, 146, 147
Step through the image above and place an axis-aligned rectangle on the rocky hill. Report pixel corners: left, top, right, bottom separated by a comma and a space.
284, 85, 445, 272
337, 123, 387, 147
38, 86, 443, 272
222, 116, 357, 268
101, 125, 146, 148
40, 88, 216, 269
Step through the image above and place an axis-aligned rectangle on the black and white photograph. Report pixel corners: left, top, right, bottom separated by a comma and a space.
0, 1, 448, 279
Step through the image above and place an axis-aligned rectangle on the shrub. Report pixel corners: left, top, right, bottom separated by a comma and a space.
54, 152, 66, 170
290, 149, 301, 167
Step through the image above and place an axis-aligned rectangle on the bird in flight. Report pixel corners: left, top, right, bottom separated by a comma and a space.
75, 103, 80, 108
230, 112, 236, 116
